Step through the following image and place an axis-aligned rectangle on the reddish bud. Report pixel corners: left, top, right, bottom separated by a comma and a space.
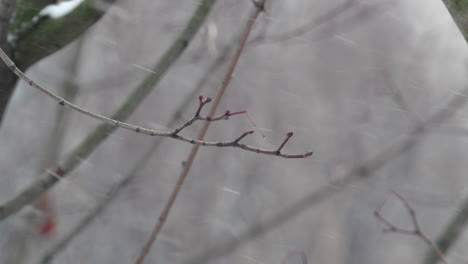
227, 111, 247, 116
199, 95, 204, 101
205, 97, 212, 103
248, 130, 255, 134
286, 132, 294, 137
305, 152, 313, 157
40, 217, 56, 236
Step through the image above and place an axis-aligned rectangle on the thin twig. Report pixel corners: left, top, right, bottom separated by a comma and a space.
188, 86, 468, 264
374, 191, 448, 264
0, 47, 311, 158
134, 1, 267, 263
0, 0, 217, 222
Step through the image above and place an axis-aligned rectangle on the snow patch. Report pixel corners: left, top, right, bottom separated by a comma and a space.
39, 0, 86, 19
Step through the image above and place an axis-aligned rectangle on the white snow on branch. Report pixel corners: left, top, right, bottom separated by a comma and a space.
39, 0, 86, 19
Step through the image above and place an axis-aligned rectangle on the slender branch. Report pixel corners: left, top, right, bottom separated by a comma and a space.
188, 86, 468, 264
0, 0, 216, 222
277, 132, 293, 153
0, 47, 311, 159
374, 191, 448, 264
134, 1, 267, 263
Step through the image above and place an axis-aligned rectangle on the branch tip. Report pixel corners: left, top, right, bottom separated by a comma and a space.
234, 130, 254, 143
227, 110, 247, 116
277, 131, 295, 152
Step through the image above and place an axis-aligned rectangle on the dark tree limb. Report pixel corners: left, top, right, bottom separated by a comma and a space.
0, 0, 17, 125
0, 0, 116, 128
441, 0, 468, 43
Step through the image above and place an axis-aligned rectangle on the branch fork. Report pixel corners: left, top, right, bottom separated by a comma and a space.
169, 96, 312, 158
374, 191, 448, 264
171, 96, 245, 135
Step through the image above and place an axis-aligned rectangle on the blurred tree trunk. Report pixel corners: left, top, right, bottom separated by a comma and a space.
0, 0, 17, 126
0, 0, 115, 127
442, 0, 468, 43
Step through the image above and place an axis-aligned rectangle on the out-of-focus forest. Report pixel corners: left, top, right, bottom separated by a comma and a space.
0, 0, 467, 263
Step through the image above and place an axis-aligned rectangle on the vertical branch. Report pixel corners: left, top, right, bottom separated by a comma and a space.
374, 191, 448, 264
134, 1, 266, 263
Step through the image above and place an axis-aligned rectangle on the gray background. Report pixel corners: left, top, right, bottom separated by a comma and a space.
0, 0, 468, 263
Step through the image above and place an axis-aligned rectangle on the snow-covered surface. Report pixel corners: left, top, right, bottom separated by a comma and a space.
39, 0, 85, 19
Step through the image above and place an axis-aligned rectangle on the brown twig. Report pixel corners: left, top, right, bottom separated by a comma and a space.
134, 1, 267, 263
374, 191, 449, 264
0, 47, 310, 159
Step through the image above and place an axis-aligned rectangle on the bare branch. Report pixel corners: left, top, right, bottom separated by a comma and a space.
134, 1, 268, 263
374, 191, 448, 264
0, 48, 311, 159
